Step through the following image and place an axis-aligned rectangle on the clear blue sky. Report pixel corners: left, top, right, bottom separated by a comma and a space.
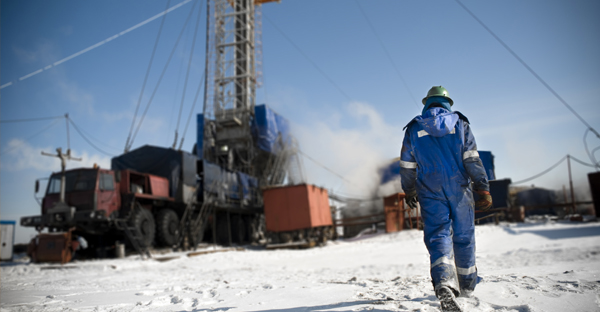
2, 0, 599, 243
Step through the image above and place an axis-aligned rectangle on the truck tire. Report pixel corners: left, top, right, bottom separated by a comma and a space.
156, 209, 180, 247
131, 208, 155, 248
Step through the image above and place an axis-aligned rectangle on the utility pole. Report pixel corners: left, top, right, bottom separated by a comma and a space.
41, 148, 81, 203
567, 155, 576, 215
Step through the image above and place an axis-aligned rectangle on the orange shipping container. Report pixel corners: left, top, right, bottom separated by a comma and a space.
263, 184, 333, 232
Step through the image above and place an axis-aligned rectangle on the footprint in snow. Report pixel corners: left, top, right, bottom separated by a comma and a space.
262, 284, 274, 289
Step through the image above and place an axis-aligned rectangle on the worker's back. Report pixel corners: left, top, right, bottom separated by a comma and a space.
402, 107, 472, 200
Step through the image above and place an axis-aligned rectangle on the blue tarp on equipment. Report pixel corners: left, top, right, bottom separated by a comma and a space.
479, 151, 496, 181
380, 158, 400, 184
253, 104, 291, 154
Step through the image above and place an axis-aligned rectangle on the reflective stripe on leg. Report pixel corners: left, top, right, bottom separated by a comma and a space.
432, 255, 454, 269
456, 265, 477, 275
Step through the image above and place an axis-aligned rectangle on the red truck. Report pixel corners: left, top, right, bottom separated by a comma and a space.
21, 166, 183, 258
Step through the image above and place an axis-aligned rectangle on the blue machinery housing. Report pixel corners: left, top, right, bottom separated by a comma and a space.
113, 104, 290, 208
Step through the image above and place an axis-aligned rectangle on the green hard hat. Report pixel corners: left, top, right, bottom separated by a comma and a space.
422, 86, 453, 106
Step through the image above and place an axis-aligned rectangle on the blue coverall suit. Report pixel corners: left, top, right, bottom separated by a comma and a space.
399, 98, 489, 295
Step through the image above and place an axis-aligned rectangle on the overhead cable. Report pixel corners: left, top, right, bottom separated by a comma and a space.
0, 119, 62, 155
511, 156, 567, 185
1, 0, 192, 91
455, 0, 600, 139
570, 155, 599, 169
297, 150, 356, 186
126, 0, 173, 153
592, 147, 600, 167
583, 129, 600, 169
67, 118, 121, 153
179, 67, 206, 150
174, 0, 204, 149
354, 0, 419, 108
179, 0, 207, 150
0, 115, 64, 123
127, 0, 199, 151
263, 15, 352, 101
68, 118, 115, 157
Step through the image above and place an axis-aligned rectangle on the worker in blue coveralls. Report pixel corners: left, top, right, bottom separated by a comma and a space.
399, 86, 492, 312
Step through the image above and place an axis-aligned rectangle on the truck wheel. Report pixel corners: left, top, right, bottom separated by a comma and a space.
156, 209, 180, 247
131, 208, 155, 248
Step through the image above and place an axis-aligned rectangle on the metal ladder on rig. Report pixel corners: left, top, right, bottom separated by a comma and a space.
178, 181, 217, 250
115, 219, 152, 260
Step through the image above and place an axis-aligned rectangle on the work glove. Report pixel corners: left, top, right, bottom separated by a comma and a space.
405, 190, 419, 210
475, 190, 493, 211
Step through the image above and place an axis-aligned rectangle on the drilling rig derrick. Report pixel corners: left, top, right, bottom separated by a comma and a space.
204, 0, 261, 175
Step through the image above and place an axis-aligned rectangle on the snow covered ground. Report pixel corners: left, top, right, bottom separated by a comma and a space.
2, 219, 600, 312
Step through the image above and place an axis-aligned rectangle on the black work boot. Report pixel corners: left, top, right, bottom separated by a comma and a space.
436, 286, 462, 312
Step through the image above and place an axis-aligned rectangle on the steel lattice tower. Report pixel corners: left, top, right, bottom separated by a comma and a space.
203, 0, 261, 174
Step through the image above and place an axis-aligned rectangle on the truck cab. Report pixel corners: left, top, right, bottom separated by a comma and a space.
21, 168, 119, 233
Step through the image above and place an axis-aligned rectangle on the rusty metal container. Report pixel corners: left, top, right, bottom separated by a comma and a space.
28, 231, 74, 264
511, 206, 525, 222
263, 184, 333, 232
384, 193, 406, 233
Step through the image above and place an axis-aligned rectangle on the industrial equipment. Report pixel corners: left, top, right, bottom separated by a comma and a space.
20, 0, 335, 260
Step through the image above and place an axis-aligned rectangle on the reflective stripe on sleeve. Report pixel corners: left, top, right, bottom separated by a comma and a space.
399, 160, 417, 169
463, 150, 479, 160
431, 256, 454, 269
457, 265, 477, 275
419, 128, 455, 137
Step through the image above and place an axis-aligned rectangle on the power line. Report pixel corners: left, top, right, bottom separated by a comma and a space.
354, 0, 419, 108
0, 0, 192, 91
0, 115, 64, 123
455, 0, 600, 139
583, 129, 600, 169
0, 119, 62, 155
68, 118, 115, 157
263, 14, 352, 102
127, 0, 199, 152
126, 0, 173, 153
298, 150, 357, 187
511, 156, 567, 185
593, 146, 600, 166
570, 155, 598, 169
510, 154, 600, 184
67, 118, 121, 153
